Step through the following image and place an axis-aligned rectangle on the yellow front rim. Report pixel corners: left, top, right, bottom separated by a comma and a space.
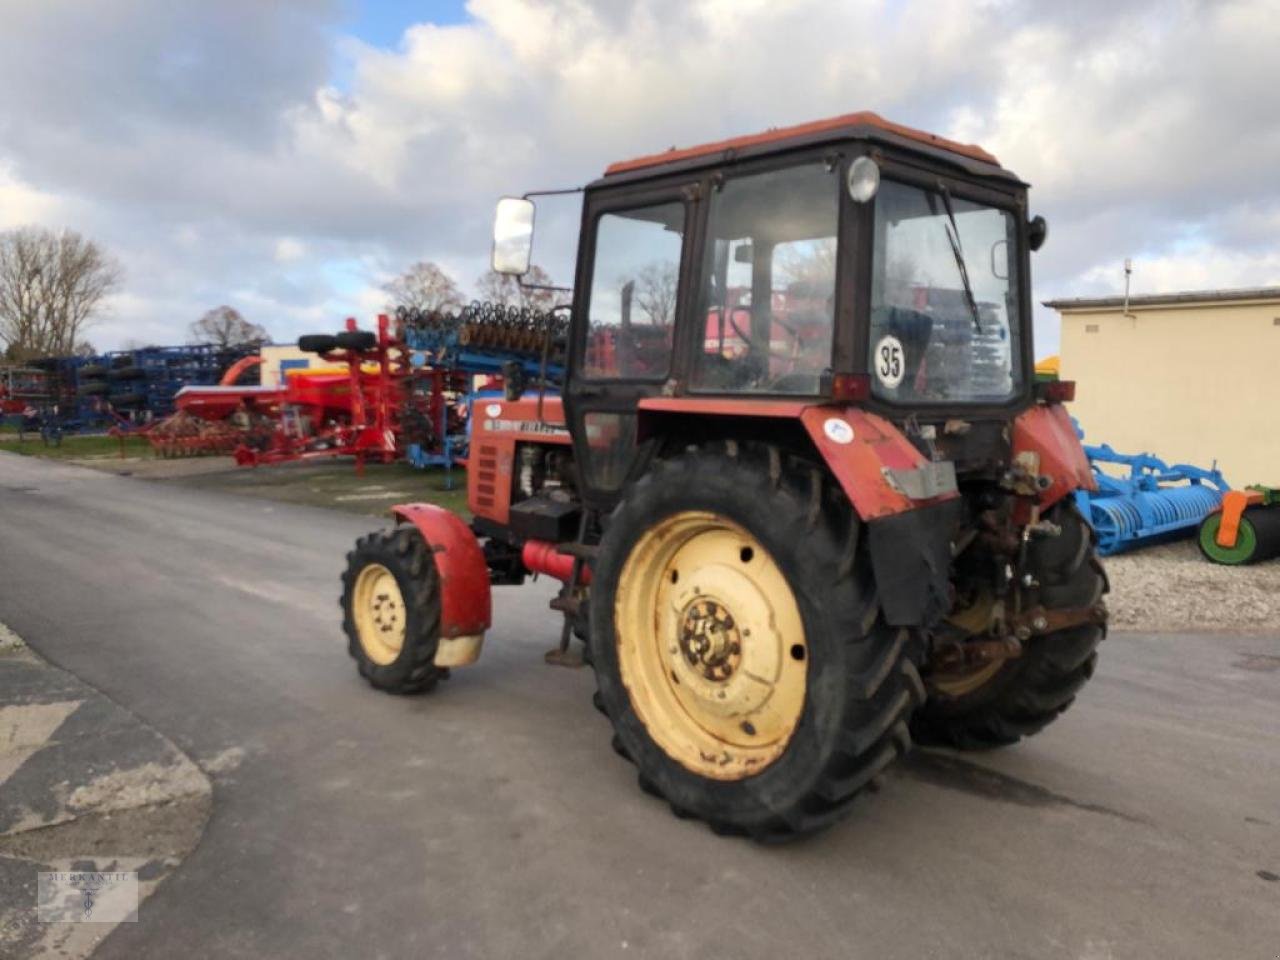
614, 511, 807, 781
352, 563, 406, 666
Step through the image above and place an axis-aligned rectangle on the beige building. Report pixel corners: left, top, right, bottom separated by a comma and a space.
258, 344, 320, 388
1046, 287, 1280, 486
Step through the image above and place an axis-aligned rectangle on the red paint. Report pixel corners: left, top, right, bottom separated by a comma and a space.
467, 394, 570, 525
1012, 403, 1096, 508
636, 397, 951, 521
605, 111, 1000, 176
391, 503, 492, 638
1034, 379, 1076, 403
522, 540, 592, 584
800, 406, 958, 520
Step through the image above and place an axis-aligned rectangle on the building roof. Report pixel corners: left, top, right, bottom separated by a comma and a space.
1044, 286, 1280, 311
603, 111, 1001, 177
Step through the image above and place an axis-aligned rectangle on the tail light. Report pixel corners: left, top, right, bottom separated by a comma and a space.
1035, 379, 1076, 404
830, 373, 871, 403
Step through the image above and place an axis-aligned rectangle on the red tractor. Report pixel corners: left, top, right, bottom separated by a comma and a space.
340, 111, 1106, 840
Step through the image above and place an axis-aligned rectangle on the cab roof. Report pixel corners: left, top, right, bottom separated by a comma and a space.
601, 111, 1008, 183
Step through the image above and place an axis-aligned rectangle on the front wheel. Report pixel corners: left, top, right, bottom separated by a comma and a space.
341, 528, 447, 694
589, 444, 922, 841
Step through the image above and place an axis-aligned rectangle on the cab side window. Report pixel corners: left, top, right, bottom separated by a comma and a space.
693, 163, 839, 394
583, 201, 685, 380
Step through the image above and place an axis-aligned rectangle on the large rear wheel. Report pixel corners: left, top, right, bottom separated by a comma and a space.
912, 500, 1107, 749
590, 444, 922, 840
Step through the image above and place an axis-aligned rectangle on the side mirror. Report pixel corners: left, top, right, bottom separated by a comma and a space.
492, 197, 535, 275
1028, 215, 1048, 252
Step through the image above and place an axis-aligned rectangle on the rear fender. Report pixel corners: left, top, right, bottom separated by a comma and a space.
390, 503, 491, 666
637, 399, 959, 627
1011, 404, 1096, 508
799, 407, 960, 626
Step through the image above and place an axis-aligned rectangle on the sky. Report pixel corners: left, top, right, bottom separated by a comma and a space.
1, 0, 1277, 357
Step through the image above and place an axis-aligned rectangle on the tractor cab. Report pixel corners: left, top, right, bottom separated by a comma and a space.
493, 111, 1046, 508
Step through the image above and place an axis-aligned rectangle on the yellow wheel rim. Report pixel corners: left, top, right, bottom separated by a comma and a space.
352, 563, 407, 666
928, 659, 1004, 698
614, 511, 807, 781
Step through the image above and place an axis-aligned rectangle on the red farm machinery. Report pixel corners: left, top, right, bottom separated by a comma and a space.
158, 316, 424, 467
337, 111, 1108, 840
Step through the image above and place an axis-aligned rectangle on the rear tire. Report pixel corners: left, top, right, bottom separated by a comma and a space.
341, 528, 448, 694
589, 444, 922, 840
912, 501, 1107, 749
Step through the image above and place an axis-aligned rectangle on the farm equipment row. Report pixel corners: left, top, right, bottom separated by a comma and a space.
1071, 436, 1279, 564
1, 344, 258, 438
142, 302, 566, 473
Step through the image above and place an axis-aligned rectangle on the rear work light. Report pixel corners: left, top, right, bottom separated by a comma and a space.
830, 373, 872, 403
1034, 379, 1076, 403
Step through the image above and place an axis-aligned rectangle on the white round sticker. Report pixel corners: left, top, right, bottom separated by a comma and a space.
873, 335, 906, 389
823, 417, 854, 445
484, 403, 502, 418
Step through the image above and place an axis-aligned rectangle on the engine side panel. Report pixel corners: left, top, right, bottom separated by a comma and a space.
467, 395, 571, 525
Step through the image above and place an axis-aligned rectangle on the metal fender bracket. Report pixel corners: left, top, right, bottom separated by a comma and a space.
1007, 602, 1108, 640
881, 461, 958, 501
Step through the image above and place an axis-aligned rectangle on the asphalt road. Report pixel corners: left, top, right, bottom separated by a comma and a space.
1, 452, 1277, 959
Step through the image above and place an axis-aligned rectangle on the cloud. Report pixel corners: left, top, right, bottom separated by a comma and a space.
274, 238, 307, 263
0, 0, 1275, 358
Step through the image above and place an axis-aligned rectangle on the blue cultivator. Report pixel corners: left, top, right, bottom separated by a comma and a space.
1075, 444, 1230, 556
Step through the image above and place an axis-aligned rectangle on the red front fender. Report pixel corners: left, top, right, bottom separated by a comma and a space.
390, 504, 492, 639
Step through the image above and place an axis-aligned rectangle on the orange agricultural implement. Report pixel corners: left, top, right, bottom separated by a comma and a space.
1199, 485, 1280, 565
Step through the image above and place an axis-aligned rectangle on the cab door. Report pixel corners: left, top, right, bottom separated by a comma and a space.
565, 182, 699, 511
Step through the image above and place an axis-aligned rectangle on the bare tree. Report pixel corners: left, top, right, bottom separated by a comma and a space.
775, 237, 837, 292
0, 227, 121, 360
189, 306, 268, 349
474, 265, 558, 311
384, 261, 463, 314
633, 261, 678, 327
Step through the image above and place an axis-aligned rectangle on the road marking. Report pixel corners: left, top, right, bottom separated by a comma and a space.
0, 700, 82, 791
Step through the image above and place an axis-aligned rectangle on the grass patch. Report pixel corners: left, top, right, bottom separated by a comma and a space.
0, 433, 153, 460
170, 460, 469, 519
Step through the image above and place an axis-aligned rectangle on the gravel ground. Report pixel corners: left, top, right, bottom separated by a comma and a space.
1106, 538, 1280, 633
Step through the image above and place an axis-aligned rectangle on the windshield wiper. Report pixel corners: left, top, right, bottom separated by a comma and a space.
933, 180, 982, 333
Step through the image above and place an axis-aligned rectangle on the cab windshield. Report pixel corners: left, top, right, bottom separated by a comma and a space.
869, 179, 1023, 403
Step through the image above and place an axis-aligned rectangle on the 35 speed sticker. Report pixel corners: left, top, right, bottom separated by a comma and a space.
873, 335, 905, 388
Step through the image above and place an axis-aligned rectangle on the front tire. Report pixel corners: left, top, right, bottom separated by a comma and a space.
589, 444, 922, 840
341, 528, 447, 694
